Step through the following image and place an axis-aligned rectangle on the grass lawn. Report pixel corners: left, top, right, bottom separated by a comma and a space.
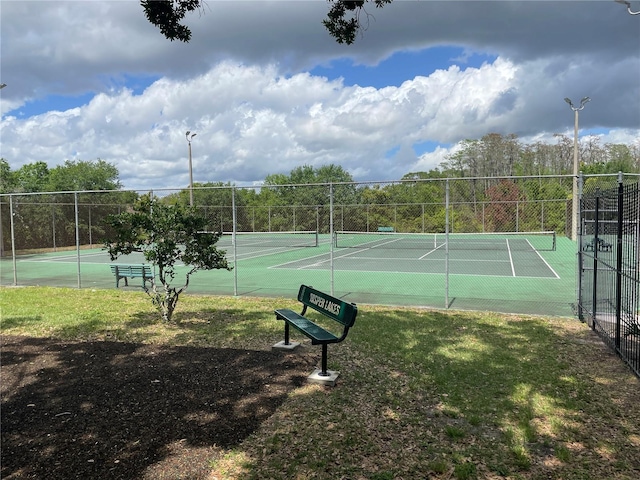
1, 286, 639, 480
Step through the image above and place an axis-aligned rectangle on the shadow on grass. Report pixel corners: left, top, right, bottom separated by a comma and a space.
0, 315, 44, 330
1, 335, 311, 480
230, 308, 639, 479
3, 296, 638, 479
341, 309, 639, 477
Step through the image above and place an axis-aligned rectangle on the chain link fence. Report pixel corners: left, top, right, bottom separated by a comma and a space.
578, 173, 640, 377
1, 175, 583, 316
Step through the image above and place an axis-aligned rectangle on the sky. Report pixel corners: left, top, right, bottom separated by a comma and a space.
0, 0, 639, 192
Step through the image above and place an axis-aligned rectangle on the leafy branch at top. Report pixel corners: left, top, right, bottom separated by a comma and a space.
140, 0, 393, 45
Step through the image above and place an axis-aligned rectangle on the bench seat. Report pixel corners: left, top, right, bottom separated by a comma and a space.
274, 308, 339, 343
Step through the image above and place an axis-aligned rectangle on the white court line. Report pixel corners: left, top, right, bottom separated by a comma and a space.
270, 244, 376, 269
506, 239, 516, 276
526, 239, 560, 279
272, 261, 560, 279
227, 245, 318, 262
344, 255, 511, 264
419, 242, 445, 259
26, 252, 107, 262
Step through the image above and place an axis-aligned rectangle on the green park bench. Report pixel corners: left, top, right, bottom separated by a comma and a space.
378, 226, 395, 232
273, 284, 358, 386
110, 264, 154, 288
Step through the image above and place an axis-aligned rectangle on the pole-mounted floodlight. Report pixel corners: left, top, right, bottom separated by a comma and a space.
565, 96, 591, 242
0, 83, 6, 89
615, 0, 640, 15
564, 97, 591, 111
186, 131, 197, 207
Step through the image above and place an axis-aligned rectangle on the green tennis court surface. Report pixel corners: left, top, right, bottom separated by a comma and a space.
0, 232, 576, 316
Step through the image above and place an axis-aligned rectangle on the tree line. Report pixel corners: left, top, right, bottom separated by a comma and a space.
2, 133, 638, 196
1, 133, 638, 252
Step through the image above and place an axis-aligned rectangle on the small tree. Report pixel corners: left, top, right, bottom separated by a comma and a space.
104, 195, 231, 322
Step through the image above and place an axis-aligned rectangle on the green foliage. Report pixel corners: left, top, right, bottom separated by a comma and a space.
3, 159, 121, 194
48, 159, 121, 191
104, 195, 231, 322
13, 161, 50, 193
0, 159, 15, 193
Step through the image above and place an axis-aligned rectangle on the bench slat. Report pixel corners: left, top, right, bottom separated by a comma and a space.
275, 309, 338, 343
110, 264, 153, 288
298, 285, 357, 327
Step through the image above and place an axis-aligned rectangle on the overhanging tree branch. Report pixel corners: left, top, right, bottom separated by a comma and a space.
140, 0, 393, 44
141, 0, 203, 42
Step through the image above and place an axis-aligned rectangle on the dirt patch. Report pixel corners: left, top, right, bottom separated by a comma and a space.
1, 335, 312, 480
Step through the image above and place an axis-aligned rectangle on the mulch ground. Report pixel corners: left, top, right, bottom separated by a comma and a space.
1, 335, 313, 480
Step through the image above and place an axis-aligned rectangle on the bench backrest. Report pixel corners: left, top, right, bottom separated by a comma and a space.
298, 285, 357, 328
110, 264, 151, 275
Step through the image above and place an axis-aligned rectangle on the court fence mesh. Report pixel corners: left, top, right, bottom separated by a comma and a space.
1, 174, 636, 318
577, 173, 640, 377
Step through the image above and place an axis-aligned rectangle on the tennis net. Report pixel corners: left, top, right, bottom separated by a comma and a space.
334, 231, 556, 251
214, 230, 319, 248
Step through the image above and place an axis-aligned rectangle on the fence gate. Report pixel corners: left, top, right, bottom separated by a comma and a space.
578, 174, 640, 378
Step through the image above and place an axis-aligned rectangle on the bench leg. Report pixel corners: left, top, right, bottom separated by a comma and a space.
308, 344, 339, 386
272, 321, 300, 351
319, 344, 329, 377
284, 322, 290, 345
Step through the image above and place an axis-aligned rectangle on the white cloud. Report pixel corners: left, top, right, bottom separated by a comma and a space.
1, 1, 638, 190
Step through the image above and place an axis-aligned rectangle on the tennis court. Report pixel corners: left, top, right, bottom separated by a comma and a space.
279, 231, 559, 278
1, 230, 576, 316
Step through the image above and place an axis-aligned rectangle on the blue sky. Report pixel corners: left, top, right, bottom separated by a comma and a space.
310, 47, 497, 88
9, 47, 495, 119
1, 1, 638, 191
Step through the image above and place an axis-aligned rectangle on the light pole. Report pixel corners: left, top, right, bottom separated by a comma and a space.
564, 96, 591, 242
615, 0, 640, 14
0, 84, 5, 258
186, 131, 197, 206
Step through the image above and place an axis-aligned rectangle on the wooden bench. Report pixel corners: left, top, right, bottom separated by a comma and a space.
584, 237, 612, 252
274, 285, 357, 385
110, 264, 153, 288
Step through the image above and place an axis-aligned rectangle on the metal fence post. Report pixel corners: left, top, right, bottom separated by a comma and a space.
445, 179, 450, 309
9, 194, 17, 285
577, 173, 584, 321
591, 188, 600, 330
75, 192, 81, 288
330, 183, 334, 296
232, 187, 238, 296
615, 173, 624, 349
